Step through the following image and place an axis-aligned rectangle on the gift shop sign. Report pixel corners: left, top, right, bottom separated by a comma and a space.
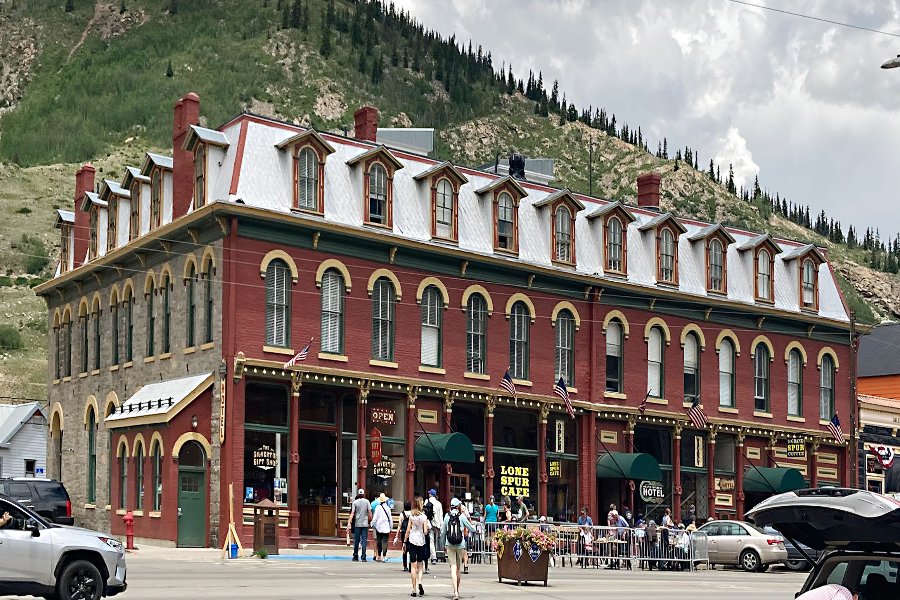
370, 428, 383, 465
253, 445, 277, 470
372, 459, 396, 478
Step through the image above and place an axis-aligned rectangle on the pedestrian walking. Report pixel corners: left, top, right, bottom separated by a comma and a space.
395, 501, 412, 571
347, 488, 372, 562
458, 502, 471, 574
403, 496, 430, 597
371, 491, 393, 562
425, 489, 443, 566
441, 498, 474, 600
515, 496, 530, 523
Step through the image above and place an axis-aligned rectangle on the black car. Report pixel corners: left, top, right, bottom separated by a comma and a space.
0, 478, 73, 525
763, 525, 823, 571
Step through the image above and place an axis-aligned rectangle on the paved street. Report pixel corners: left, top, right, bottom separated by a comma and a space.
3, 546, 806, 599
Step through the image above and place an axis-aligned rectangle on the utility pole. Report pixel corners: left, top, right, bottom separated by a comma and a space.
850, 310, 859, 489
588, 142, 594, 196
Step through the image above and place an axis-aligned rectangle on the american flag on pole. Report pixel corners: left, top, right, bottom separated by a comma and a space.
827, 414, 846, 444
284, 337, 313, 369
499, 368, 517, 404
554, 378, 575, 419
639, 391, 650, 416
687, 397, 708, 429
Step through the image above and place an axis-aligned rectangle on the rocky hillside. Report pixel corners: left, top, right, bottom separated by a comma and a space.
0, 0, 894, 402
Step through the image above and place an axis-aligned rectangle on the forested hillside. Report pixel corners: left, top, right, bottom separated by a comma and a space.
0, 0, 895, 401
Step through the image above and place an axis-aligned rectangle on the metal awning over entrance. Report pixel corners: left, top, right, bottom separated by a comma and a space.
596, 452, 662, 481
414, 432, 475, 464
743, 467, 807, 494
106, 372, 214, 429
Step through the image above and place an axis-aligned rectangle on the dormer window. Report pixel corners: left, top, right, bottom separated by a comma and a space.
276, 129, 335, 215
659, 228, 676, 283
107, 197, 117, 253
129, 184, 140, 241
346, 145, 403, 228
780, 244, 825, 311
607, 217, 623, 272
708, 239, 725, 292
368, 163, 388, 225
89, 207, 98, 260
193, 143, 206, 210
756, 249, 772, 301
296, 147, 318, 212
802, 259, 816, 308
60, 225, 70, 273
435, 179, 454, 239
554, 205, 573, 262
414, 162, 467, 242
639, 213, 686, 286
150, 169, 162, 230
497, 192, 516, 251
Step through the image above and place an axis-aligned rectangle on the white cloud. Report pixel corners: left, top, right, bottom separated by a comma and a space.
714, 128, 759, 193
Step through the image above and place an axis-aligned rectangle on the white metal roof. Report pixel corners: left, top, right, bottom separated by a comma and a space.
0, 403, 44, 448
105, 373, 214, 429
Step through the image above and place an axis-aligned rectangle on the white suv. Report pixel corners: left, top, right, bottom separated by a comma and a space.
0, 493, 126, 599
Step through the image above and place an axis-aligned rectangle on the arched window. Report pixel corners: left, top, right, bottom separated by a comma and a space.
54, 317, 61, 380
509, 301, 530, 380
757, 249, 772, 301
820, 355, 835, 421
89, 207, 99, 259
683, 332, 700, 403
320, 269, 344, 355
186, 264, 196, 348
124, 288, 133, 362
802, 259, 817, 308
368, 163, 388, 225
110, 293, 120, 366
371, 278, 395, 360
80, 310, 89, 374
150, 169, 162, 229
92, 303, 101, 370
497, 192, 515, 251
179, 441, 206, 467
161, 273, 172, 353
265, 260, 291, 347
605, 320, 624, 393
708, 239, 724, 292
63, 312, 72, 378
718, 338, 735, 407
435, 179, 454, 239
107, 198, 117, 252
554, 205, 573, 263
134, 441, 145, 511
118, 444, 127, 510
146, 282, 155, 356
87, 407, 96, 504
193, 144, 206, 209
607, 217, 623, 272
754, 344, 770, 412
788, 349, 803, 416
554, 309, 575, 384
297, 147, 318, 211
152, 441, 163, 512
420, 286, 442, 367
129, 184, 140, 241
466, 294, 487, 374
659, 228, 676, 282
204, 265, 214, 344
647, 326, 664, 397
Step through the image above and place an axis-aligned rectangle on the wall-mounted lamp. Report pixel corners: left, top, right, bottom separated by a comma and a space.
191, 415, 198, 429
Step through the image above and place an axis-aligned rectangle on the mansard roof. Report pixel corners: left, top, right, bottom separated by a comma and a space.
638, 211, 687, 234
532, 188, 586, 212
274, 128, 336, 156
345, 144, 404, 171
473, 175, 528, 200
413, 161, 469, 187
585, 200, 636, 223
736, 232, 783, 255
687, 223, 736, 245
184, 125, 230, 151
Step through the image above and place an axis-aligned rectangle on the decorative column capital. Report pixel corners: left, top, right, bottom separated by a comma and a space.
811, 439, 820, 454
406, 387, 417, 410
626, 415, 636, 434
674, 422, 683, 439
290, 372, 303, 396
486, 395, 496, 417
539, 403, 550, 423
736, 429, 746, 446
443, 390, 454, 414
708, 425, 718, 442
358, 381, 370, 404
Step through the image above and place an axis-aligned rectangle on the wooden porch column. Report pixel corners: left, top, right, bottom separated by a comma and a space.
707, 428, 717, 519
405, 388, 416, 504
288, 373, 302, 538
672, 422, 683, 524
538, 404, 549, 518
440, 392, 453, 506
485, 396, 495, 501
357, 384, 369, 494
735, 430, 746, 520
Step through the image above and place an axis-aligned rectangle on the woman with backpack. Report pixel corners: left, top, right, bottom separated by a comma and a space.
394, 501, 412, 572
441, 498, 474, 600
403, 496, 430, 597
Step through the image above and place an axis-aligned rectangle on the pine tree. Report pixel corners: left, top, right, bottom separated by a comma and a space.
168, 0, 177, 15
290, 0, 301, 28
550, 80, 559, 112
281, 0, 290, 28
662, 138, 668, 159
120, 0, 127, 13
708, 159, 715, 181
165, 59, 174, 78
320, 14, 332, 57
390, 46, 399, 67
65, 0, 74, 11
727, 164, 736, 194
567, 103, 577, 122
370, 52, 384, 85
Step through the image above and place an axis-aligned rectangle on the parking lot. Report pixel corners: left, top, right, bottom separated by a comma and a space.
14, 546, 807, 600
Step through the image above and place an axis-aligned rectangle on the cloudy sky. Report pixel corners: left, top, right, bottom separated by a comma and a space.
393, 0, 900, 239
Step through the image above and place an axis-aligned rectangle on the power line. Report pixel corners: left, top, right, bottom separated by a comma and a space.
726, 0, 900, 39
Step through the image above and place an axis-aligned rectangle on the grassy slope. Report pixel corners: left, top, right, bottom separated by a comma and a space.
0, 0, 890, 401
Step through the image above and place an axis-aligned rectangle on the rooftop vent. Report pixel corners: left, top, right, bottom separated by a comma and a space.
508, 153, 527, 181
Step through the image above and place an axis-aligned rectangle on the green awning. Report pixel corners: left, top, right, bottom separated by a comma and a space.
596, 452, 662, 481
743, 467, 807, 494
414, 432, 475, 464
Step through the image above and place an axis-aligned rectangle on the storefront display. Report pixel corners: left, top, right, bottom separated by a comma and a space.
244, 383, 289, 505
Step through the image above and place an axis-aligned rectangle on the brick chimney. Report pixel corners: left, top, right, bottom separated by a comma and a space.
72, 163, 95, 269
354, 106, 379, 142
172, 92, 201, 219
637, 172, 661, 210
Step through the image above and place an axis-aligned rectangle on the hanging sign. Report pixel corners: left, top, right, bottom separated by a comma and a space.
786, 438, 806, 459
639, 480, 665, 504
370, 427, 383, 465
714, 477, 735, 492
371, 407, 396, 426
372, 459, 396, 478
549, 460, 561, 478
555, 420, 565, 454
694, 436, 705, 468
869, 445, 896, 469
499, 465, 530, 498
218, 379, 226, 443
253, 445, 277, 470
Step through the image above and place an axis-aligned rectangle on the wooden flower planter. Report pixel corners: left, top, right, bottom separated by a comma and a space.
497, 540, 550, 586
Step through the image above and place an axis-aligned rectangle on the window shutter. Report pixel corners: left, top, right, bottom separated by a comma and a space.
420, 289, 440, 366
684, 335, 697, 370
321, 271, 342, 354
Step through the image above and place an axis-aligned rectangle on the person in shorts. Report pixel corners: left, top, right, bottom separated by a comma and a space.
403, 497, 430, 597
441, 498, 474, 600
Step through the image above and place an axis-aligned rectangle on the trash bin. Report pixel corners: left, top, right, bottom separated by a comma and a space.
253, 499, 280, 555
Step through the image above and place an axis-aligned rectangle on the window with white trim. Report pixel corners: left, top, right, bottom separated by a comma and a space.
555, 309, 575, 384
509, 301, 530, 380
802, 259, 816, 308
107, 198, 117, 252
466, 294, 487, 374
368, 163, 388, 225
605, 320, 623, 393
718, 338, 735, 407
265, 260, 290, 347
708, 239, 724, 292
659, 228, 676, 283
683, 332, 700, 404
371, 278, 395, 360
186, 264, 196, 348
788, 349, 802, 416
820, 355, 835, 421
754, 344, 770, 412
435, 179, 454, 239
87, 408, 96, 504
320, 269, 344, 355
420, 286, 442, 367
607, 217, 623, 272
554, 205, 573, 263
647, 326, 664, 397
135, 442, 144, 511
150, 170, 162, 229
297, 147, 318, 211
757, 249, 772, 301
89, 207, 98, 260
193, 144, 206, 209
497, 192, 515, 251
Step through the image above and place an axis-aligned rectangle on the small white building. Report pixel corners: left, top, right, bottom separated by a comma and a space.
0, 403, 47, 478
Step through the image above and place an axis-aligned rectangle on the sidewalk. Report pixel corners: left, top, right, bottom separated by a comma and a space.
126, 543, 358, 561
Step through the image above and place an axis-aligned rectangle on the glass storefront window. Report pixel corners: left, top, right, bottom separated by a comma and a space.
365, 441, 405, 507
299, 388, 337, 424
451, 403, 485, 446
298, 429, 337, 505
547, 459, 577, 522
243, 430, 288, 505
342, 394, 357, 434
679, 470, 709, 521
340, 437, 358, 508
634, 425, 672, 465
546, 417, 576, 454
367, 397, 405, 439
449, 457, 485, 515
494, 452, 536, 508
681, 431, 707, 470
714, 435, 735, 473
494, 409, 537, 450
245, 383, 288, 427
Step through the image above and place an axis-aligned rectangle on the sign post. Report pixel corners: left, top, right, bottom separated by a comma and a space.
370, 427, 383, 465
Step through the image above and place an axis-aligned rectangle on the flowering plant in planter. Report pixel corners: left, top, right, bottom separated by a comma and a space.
493, 526, 557, 558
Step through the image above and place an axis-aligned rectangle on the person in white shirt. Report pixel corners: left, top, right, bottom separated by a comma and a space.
371, 492, 393, 562
425, 488, 443, 565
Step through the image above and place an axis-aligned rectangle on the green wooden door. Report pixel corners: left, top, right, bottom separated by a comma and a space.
177, 469, 206, 547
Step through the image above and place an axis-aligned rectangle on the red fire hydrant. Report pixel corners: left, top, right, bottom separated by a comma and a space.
122, 510, 135, 550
